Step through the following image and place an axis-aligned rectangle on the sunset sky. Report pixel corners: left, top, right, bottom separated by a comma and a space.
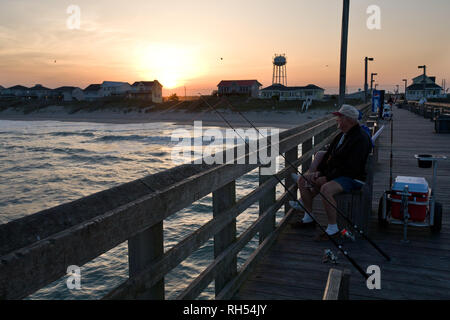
0, 0, 449, 96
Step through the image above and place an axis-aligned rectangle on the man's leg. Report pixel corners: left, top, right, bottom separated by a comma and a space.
319, 181, 344, 234
290, 151, 326, 225
296, 172, 330, 224
298, 173, 317, 214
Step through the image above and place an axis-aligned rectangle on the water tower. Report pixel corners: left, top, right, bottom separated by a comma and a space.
272, 54, 287, 86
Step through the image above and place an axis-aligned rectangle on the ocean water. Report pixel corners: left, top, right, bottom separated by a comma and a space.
0, 119, 288, 300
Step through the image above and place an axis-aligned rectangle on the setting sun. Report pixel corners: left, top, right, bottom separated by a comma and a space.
134, 43, 206, 89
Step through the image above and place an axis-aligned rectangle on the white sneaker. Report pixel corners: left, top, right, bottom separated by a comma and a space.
289, 200, 305, 211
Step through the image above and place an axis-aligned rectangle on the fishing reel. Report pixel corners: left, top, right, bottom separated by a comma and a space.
322, 249, 338, 264
340, 228, 356, 242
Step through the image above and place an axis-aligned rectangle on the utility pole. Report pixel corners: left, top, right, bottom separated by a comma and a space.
418, 65, 427, 99
364, 57, 374, 103
338, 0, 350, 108
403, 79, 408, 102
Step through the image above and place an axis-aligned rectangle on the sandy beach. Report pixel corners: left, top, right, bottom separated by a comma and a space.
0, 105, 331, 128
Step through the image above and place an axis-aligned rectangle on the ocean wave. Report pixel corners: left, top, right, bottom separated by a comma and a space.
23, 146, 93, 155
92, 135, 174, 144
148, 151, 169, 157
49, 132, 95, 137
52, 147, 93, 155
60, 154, 132, 164
0, 144, 23, 151
7, 162, 54, 171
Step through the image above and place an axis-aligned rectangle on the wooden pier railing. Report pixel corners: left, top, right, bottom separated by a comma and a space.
401, 101, 450, 133
405, 101, 450, 120
322, 268, 351, 300
0, 103, 371, 300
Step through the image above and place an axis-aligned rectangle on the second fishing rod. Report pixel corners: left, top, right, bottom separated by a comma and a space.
197, 95, 370, 280
207, 95, 390, 262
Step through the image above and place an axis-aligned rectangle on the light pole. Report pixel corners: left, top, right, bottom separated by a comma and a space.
370, 73, 377, 95
402, 79, 407, 99
338, 0, 350, 108
418, 65, 427, 99
364, 57, 374, 103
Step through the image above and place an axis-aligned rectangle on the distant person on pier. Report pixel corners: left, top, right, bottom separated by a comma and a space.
289, 104, 372, 241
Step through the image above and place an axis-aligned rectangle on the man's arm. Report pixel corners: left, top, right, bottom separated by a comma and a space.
316, 133, 341, 174
324, 136, 370, 181
309, 150, 327, 173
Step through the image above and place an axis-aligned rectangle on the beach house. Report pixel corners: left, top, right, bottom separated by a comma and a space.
28, 84, 52, 100
260, 84, 324, 101
53, 86, 85, 101
217, 80, 262, 98
128, 80, 163, 103
83, 84, 104, 101
4, 85, 29, 97
101, 81, 132, 97
406, 75, 443, 100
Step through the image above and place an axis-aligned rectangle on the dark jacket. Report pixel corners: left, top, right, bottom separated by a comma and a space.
317, 124, 372, 182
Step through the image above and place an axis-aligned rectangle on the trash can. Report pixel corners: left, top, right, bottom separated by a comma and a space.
435, 114, 450, 133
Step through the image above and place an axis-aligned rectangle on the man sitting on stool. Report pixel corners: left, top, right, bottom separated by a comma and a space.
289, 104, 372, 241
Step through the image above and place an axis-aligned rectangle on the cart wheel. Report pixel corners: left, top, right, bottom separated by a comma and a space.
378, 195, 390, 228
431, 202, 442, 234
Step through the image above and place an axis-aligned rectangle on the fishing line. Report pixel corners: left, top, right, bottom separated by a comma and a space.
198, 94, 370, 279
219, 96, 391, 261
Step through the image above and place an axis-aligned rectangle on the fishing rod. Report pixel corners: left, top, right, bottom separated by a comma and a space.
389, 114, 394, 188
198, 94, 369, 280
218, 96, 391, 262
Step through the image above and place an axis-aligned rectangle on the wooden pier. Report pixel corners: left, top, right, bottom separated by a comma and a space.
1, 102, 449, 300
234, 104, 450, 300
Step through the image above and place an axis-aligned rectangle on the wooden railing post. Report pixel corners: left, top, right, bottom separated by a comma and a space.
284, 146, 298, 214
302, 138, 313, 173
323, 268, 351, 300
213, 180, 237, 296
259, 165, 276, 244
128, 221, 164, 299
362, 154, 374, 235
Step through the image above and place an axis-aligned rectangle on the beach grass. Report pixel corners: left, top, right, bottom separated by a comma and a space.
0, 95, 364, 115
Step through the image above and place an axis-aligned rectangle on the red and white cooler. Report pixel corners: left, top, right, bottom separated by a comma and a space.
391, 176, 430, 222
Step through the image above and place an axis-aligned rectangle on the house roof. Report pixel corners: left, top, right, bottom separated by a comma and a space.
261, 84, 324, 91
132, 80, 163, 88
84, 84, 102, 92
54, 86, 78, 92
29, 84, 51, 91
8, 85, 29, 90
407, 83, 442, 90
217, 80, 262, 87
412, 74, 436, 83
102, 81, 130, 87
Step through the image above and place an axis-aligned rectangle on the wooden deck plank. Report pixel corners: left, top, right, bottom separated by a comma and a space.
233, 106, 450, 300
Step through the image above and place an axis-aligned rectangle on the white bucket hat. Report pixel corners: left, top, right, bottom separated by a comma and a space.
332, 104, 360, 121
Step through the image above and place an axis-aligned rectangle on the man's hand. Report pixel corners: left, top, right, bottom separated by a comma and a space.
302, 172, 316, 186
